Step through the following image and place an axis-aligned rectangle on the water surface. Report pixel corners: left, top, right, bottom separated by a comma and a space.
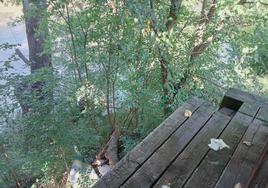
0, 4, 29, 132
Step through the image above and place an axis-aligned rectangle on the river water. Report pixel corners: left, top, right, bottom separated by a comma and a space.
0, 4, 29, 74
0, 4, 29, 132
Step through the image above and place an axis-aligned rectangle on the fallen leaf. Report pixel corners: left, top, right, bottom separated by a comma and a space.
242, 141, 252, 146
184, 110, 192, 117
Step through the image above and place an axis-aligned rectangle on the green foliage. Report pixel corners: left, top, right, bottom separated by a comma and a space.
1, 0, 268, 187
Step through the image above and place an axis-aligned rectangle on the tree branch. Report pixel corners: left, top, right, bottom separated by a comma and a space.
238, 0, 268, 6
191, 0, 217, 61
172, 0, 221, 94
166, 0, 183, 31
15, 48, 30, 66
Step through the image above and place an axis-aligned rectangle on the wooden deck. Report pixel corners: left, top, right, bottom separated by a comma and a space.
93, 88, 268, 188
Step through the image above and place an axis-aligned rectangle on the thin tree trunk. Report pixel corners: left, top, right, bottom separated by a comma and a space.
66, 4, 83, 82
150, 0, 183, 115
177, 0, 218, 89
166, 0, 183, 31
190, 0, 217, 61
17, 0, 53, 113
22, 0, 52, 73
107, 46, 114, 129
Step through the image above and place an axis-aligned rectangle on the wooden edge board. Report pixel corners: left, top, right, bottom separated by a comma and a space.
183, 112, 255, 188
153, 110, 233, 188
235, 121, 268, 187
256, 105, 268, 123
223, 88, 268, 105
249, 140, 268, 188
238, 102, 268, 123
120, 103, 217, 188
92, 97, 204, 188
238, 102, 261, 117
215, 119, 268, 188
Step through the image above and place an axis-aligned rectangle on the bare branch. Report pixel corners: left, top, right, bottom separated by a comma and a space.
15, 48, 30, 66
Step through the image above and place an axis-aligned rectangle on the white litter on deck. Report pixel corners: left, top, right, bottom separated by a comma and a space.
161, 185, 170, 188
208, 138, 230, 151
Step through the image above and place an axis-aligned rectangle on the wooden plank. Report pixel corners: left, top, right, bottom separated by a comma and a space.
218, 107, 236, 117
92, 97, 204, 188
238, 102, 260, 117
120, 103, 217, 188
232, 120, 268, 187
221, 88, 268, 106
215, 119, 268, 188
183, 112, 255, 188
249, 145, 268, 188
256, 105, 268, 122
153, 109, 233, 188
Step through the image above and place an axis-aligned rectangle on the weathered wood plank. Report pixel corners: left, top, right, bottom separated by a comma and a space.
215, 119, 268, 188
249, 145, 268, 188
238, 102, 260, 117
183, 112, 255, 188
256, 105, 268, 122
221, 88, 268, 106
120, 103, 217, 188
92, 97, 204, 188
153, 109, 233, 188
235, 123, 268, 187
218, 107, 236, 117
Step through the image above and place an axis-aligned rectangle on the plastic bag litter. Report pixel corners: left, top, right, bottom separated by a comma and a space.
208, 138, 230, 151
162, 185, 170, 188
